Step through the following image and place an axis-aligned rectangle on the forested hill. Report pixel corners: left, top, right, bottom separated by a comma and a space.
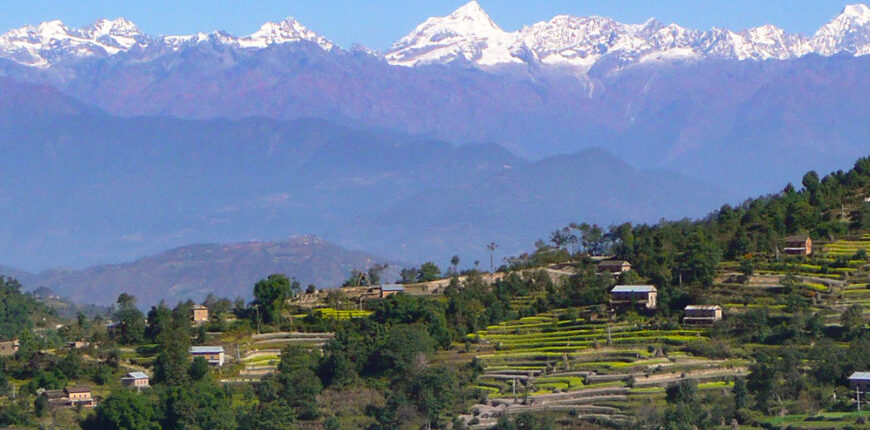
21, 237, 390, 307
0, 277, 56, 341
516, 156, 870, 309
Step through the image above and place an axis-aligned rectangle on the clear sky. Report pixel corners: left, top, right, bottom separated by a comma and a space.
0, 0, 860, 50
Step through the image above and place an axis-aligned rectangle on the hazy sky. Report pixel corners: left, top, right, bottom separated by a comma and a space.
0, 0, 859, 50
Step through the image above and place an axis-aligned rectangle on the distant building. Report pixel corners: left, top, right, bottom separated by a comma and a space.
105, 321, 121, 336
784, 235, 812, 256
0, 339, 19, 356
67, 341, 90, 349
42, 389, 70, 408
66, 387, 95, 407
121, 371, 150, 390
380, 285, 405, 298
683, 305, 723, 324
610, 285, 657, 309
190, 346, 225, 366
849, 372, 870, 392
191, 305, 209, 324
598, 260, 632, 275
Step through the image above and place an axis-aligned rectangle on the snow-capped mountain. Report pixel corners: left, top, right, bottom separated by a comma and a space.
238, 17, 334, 51
386, 1, 870, 72
0, 16, 334, 67
385, 1, 523, 67
813, 3, 870, 55
0, 18, 147, 67
1, 2, 867, 72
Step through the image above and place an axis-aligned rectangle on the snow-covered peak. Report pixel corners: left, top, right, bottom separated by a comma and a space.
842, 3, 870, 20
0, 14, 340, 67
702, 24, 811, 60
36, 20, 69, 37
85, 18, 143, 53
386, 2, 870, 71
159, 31, 237, 51
87, 18, 140, 38
0, 18, 149, 67
386, 1, 523, 67
239, 17, 334, 51
812, 3, 870, 55
447, 1, 499, 29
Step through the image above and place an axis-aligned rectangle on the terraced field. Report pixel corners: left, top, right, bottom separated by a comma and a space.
291, 307, 373, 320
821, 234, 870, 257
229, 332, 334, 381
455, 311, 745, 428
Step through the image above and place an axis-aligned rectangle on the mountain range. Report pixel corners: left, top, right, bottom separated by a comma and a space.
0, 78, 729, 274
0, 3, 865, 188
387, 2, 870, 69
0, 3, 868, 303
1, 2, 868, 71
10, 237, 386, 306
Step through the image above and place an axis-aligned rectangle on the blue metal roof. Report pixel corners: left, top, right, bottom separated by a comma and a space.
611, 285, 656, 293
126, 372, 149, 379
849, 372, 870, 380
190, 346, 224, 354
381, 284, 404, 292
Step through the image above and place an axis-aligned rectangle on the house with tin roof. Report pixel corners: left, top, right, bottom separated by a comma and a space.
121, 371, 150, 390
610, 285, 657, 309
849, 372, 870, 392
380, 284, 405, 298
191, 346, 225, 366
683, 305, 723, 324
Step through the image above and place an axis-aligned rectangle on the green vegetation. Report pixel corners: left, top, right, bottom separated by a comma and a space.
2, 156, 870, 429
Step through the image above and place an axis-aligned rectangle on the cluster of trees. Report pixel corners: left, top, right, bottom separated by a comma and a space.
400, 262, 442, 284
84, 300, 237, 430
0, 276, 46, 340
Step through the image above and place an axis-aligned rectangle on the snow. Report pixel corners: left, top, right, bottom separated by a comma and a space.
238, 17, 334, 51
812, 3, 870, 56
0, 1, 868, 70
0, 15, 335, 67
385, 1, 870, 70
385, 0, 523, 67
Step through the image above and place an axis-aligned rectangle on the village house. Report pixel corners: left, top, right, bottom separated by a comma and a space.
0, 339, 19, 356
849, 372, 870, 392
380, 284, 405, 298
42, 389, 70, 408
66, 387, 95, 407
190, 346, 225, 366
610, 285, 657, 309
784, 235, 812, 256
191, 304, 209, 324
121, 371, 150, 390
43, 387, 95, 408
67, 341, 90, 349
598, 260, 632, 275
683, 305, 723, 324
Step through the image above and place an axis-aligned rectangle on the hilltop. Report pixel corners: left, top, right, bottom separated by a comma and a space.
12, 236, 389, 307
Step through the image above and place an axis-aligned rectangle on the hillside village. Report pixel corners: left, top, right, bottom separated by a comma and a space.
1, 158, 870, 429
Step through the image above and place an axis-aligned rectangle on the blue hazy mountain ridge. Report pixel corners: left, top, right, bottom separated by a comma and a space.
0, 78, 732, 293
3, 237, 391, 306
0, 36, 867, 196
